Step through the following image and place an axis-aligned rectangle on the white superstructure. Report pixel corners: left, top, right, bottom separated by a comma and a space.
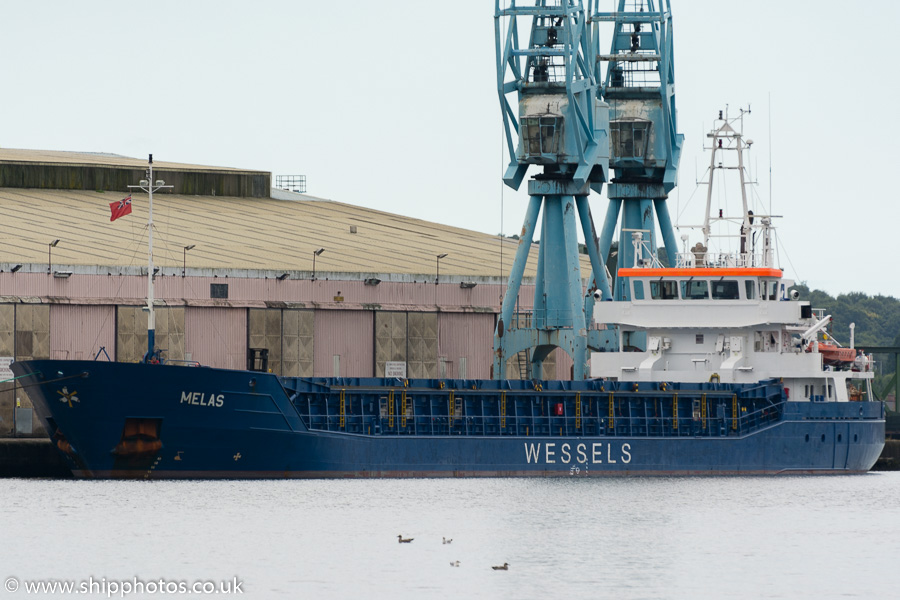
590, 113, 873, 404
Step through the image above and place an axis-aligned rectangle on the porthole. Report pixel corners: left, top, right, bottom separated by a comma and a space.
805, 434, 810, 442
821, 434, 826, 442
854, 434, 859, 443
837, 434, 842, 442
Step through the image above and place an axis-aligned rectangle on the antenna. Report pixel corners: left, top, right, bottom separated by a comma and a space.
768, 92, 773, 216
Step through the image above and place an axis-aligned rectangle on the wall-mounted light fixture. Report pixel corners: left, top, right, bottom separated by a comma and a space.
312, 248, 325, 280
183, 244, 196, 277
48, 239, 60, 273
436, 253, 448, 285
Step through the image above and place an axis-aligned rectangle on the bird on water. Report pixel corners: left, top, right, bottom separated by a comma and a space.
450, 561, 460, 567
443, 537, 453, 544
491, 563, 509, 571
397, 535, 414, 543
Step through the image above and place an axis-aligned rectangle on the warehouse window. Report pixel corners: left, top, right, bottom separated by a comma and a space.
210, 283, 228, 299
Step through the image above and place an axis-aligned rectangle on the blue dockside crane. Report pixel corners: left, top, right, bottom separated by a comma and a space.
594, 0, 683, 304
493, 0, 682, 379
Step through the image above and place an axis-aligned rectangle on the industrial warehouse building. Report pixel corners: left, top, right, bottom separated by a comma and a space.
0, 149, 592, 436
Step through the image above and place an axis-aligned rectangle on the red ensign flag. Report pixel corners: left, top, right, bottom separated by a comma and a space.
109, 195, 132, 221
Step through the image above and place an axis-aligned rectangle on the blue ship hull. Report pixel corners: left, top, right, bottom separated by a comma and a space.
11, 360, 886, 478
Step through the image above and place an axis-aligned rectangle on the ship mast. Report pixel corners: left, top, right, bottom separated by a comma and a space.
698, 108, 773, 268
128, 154, 173, 363
702, 112, 749, 255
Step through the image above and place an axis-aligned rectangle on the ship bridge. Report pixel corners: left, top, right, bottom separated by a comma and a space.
596, 266, 799, 330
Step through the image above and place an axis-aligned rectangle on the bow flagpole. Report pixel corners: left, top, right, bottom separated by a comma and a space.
128, 154, 173, 363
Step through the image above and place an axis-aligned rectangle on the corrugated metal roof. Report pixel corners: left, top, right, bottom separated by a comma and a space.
0, 187, 593, 279
0, 148, 260, 173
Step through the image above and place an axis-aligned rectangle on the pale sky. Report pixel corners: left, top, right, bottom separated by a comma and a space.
3, 1, 899, 297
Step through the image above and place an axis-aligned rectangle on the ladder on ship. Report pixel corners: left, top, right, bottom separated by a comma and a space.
516, 349, 532, 380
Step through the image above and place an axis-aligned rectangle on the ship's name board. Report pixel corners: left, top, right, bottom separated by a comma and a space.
180, 392, 224, 408
524, 442, 631, 465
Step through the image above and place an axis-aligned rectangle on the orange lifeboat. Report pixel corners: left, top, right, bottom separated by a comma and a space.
817, 343, 858, 367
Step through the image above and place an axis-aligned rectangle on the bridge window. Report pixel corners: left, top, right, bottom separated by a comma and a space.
632, 279, 645, 300
762, 280, 778, 300
711, 280, 740, 300
745, 280, 756, 300
650, 280, 678, 300
680, 280, 708, 300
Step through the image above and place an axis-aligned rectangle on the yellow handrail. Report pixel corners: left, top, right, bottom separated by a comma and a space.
701, 392, 707, 429
389, 390, 395, 428
401, 390, 408, 428
575, 391, 582, 430
340, 389, 346, 429
673, 392, 678, 430
608, 392, 614, 429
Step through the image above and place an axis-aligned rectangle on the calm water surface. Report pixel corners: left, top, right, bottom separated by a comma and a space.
2, 474, 898, 599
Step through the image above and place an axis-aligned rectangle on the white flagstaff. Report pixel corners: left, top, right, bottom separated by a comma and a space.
128, 154, 173, 362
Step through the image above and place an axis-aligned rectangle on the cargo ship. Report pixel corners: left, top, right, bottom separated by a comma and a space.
8, 116, 886, 478
5, 360, 884, 478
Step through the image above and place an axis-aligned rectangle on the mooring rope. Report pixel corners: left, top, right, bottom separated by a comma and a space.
1, 371, 90, 391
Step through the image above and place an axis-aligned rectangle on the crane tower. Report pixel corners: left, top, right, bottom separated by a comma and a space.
594, 0, 683, 308
493, 0, 682, 379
